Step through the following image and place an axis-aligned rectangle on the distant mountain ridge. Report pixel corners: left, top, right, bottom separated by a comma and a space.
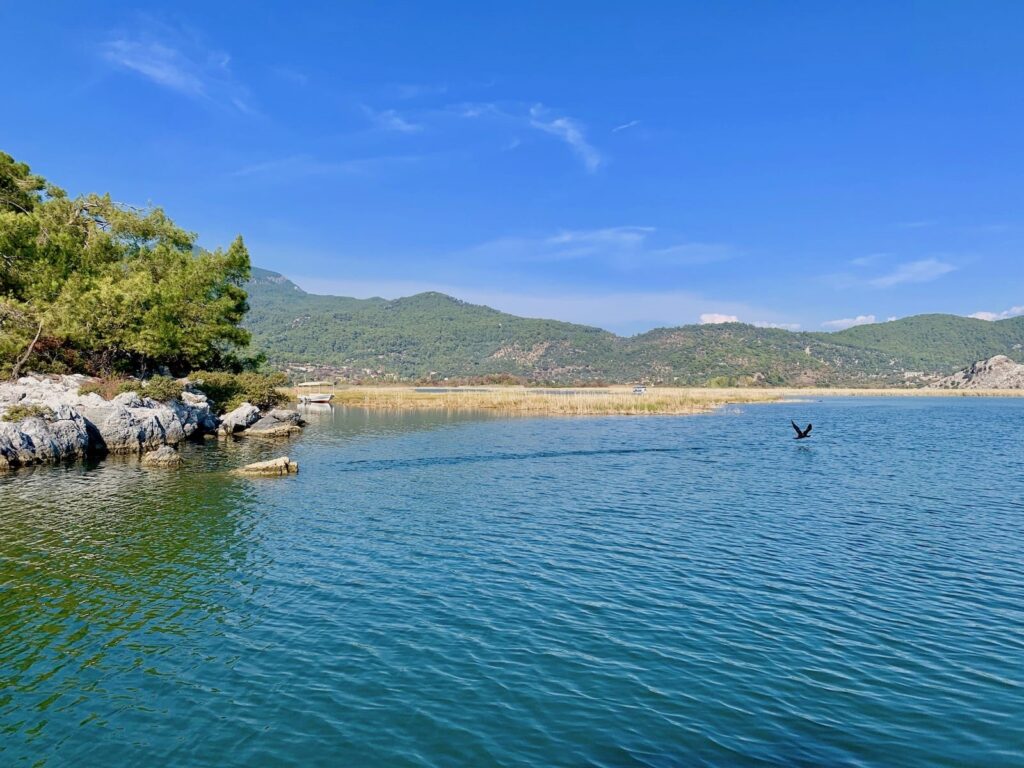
243, 268, 1024, 385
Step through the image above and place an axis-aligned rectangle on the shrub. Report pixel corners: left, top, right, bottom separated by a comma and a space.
132, 375, 184, 402
79, 375, 183, 402
189, 370, 288, 413
78, 377, 126, 400
2, 404, 54, 422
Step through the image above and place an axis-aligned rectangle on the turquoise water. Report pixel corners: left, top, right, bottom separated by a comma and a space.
1, 398, 1022, 766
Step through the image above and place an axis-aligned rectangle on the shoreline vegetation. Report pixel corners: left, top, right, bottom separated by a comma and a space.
290, 385, 1024, 416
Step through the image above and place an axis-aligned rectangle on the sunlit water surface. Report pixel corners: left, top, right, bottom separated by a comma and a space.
1, 398, 1022, 767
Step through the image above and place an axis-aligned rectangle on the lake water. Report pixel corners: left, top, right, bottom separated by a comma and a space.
1, 398, 1022, 767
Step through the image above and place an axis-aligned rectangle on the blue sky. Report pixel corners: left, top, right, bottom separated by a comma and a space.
5, 2, 1024, 334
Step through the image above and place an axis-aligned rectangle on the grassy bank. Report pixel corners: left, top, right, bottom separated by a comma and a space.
287, 385, 1024, 416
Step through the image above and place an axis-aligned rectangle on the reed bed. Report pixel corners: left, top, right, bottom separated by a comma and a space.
289, 385, 1024, 416
295, 386, 781, 415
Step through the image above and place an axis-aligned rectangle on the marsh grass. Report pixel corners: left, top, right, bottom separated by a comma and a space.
289, 385, 1024, 416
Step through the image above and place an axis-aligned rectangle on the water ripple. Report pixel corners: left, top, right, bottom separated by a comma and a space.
1, 400, 1023, 766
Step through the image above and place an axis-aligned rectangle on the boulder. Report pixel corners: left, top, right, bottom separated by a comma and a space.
245, 409, 305, 438
218, 403, 261, 435
0, 404, 91, 470
141, 445, 183, 467
232, 456, 299, 476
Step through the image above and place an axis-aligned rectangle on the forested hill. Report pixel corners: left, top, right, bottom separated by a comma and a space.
244, 268, 1024, 385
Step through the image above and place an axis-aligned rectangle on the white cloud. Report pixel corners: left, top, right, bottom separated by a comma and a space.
969, 305, 1024, 321
612, 120, 640, 133
700, 313, 740, 324
754, 321, 801, 331
870, 259, 955, 288
101, 23, 252, 112
363, 106, 422, 133
528, 104, 602, 173
822, 315, 877, 330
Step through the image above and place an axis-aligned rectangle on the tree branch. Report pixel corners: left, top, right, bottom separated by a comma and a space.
10, 319, 44, 380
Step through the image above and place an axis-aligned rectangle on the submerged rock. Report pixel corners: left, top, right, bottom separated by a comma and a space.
930, 355, 1024, 389
141, 445, 183, 467
232, 456, 299, 476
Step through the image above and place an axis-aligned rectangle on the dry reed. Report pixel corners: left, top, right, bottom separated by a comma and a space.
287, 385, 1024, 416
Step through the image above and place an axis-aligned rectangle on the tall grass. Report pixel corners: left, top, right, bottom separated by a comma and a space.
289, 385, 1024, 416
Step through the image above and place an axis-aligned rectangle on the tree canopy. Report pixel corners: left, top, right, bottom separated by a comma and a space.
0, 151, 253, 377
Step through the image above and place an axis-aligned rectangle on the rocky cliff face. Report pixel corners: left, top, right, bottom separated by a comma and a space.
0, 375, 218, 469
929, 355, 1024, 389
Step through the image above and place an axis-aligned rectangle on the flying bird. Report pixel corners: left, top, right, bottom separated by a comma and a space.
791, 420, 813, 440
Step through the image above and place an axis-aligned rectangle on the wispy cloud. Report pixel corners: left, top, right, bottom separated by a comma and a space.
969, 305, 1024, 321
700, 313, 739, 324
363, 106, 422, 133
230, 153, 423, 180
869, 258, 956, 288
822, 314, 876, 330
387, 82, 450, 100
612, 120, 640, 133
462, 226, 736, 269
100, 21, 252, 112
528, 104, 602, 173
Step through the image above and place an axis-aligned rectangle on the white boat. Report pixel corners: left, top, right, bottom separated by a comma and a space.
299, 392, 334, 404
297, 381, 335, 404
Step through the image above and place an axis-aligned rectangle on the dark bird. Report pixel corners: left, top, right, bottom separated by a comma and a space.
791, 420, 813, 440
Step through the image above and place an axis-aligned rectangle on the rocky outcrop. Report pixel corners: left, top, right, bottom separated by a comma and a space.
0, 375, 219, 470
232, 456, 299, 476
0, 404, 91, 469
930, 355, 1024, 389
0, 375, 308, 470
218, 403, 261, 436
245, 409, 305, 438
141, 445, 183, 467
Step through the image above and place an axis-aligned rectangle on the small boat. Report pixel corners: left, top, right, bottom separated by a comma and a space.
297, 380, 335, 404
299, 392, 334, 404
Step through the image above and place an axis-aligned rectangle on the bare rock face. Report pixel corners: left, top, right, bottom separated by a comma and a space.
232, 456, 299, 476
218, 403, 261, 436
245, 409, 305, 438
930, 355, 1024, 389
0, 375, 220, 469
0, 404, 91, 470
141, 445, 184, 467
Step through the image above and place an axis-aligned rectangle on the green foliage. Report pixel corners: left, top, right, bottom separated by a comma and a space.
119, 375, 184, 402
190, 370, 288, 413
243, 269, 1024, 386
2, 404, 53, 422
0, 150, 253, 378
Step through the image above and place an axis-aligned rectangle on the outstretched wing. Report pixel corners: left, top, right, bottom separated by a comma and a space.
791, 420, 802, 436
804, 423, 812, 436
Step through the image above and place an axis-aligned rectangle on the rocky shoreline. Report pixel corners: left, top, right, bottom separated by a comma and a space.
0, 375, 305, 471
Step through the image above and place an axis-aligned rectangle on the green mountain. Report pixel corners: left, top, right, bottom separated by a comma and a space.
244, 268, 1024, 385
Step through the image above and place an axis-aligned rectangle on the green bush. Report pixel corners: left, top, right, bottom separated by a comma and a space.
2, 404, 54, 422
133, 375, 184, 402
79, 375, 183, 402
189, 370, 288, 413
